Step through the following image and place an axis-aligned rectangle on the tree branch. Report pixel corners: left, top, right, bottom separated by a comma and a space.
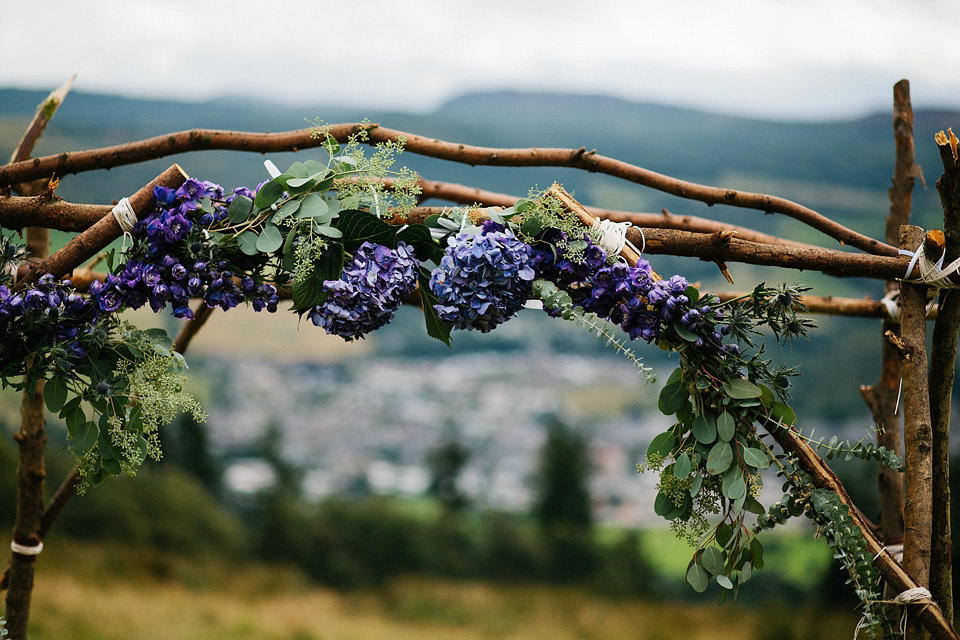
0, 124, 896, 256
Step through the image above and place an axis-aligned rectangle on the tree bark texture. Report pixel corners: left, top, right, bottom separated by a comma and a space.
928, 127, 960, 623
896, 224, 935, 640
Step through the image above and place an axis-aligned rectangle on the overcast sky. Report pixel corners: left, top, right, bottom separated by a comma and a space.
2, 0, 958, 121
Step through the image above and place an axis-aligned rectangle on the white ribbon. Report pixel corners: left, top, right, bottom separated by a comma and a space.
10, 540, 42, 556
592, 218, 645, 261
112, 197, 138, 253
900, 243, 960, 289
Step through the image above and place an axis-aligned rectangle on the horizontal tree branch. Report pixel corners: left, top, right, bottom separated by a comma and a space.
0, 123, 896, 256
405, 177, 821, 249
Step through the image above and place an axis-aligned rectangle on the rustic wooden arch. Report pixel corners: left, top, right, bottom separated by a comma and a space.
0, 78, 957, 640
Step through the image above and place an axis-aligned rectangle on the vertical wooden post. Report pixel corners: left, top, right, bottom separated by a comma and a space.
898, 224, 935, 640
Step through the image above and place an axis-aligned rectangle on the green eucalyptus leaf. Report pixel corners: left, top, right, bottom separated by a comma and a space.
658, 382, 687, 415
647, 429, 676, 460
692, 413, 717, 444
102, 457, 122, 476
43, 376, 68, 413
716, 412, 736, 442
689, 472, 704, 496
275, 198, 302, 220
722, 466, 746, 500
769, 402, 797, 426
706, 441, 734, 475
227, 195, 254, 223
742, 447, 771, 469
715, 522, 733, 548
64, 405, 85, 436
700, 546, 726, 576
751, 537, 765, 570
674, 452, 691, 478
743, 495, 766, 515
673, 320, 700, 342
296, 194, 330, 219
254, 180, 285, 209
256, 225, 284, 253
238, 231, 259, 255
686, 563, 710, 593
716, 574, 734, 590
72, 421, 98, 456
723, 378, 763, 399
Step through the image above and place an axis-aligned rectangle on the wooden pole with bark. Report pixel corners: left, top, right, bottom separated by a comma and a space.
928, 127, 960, 623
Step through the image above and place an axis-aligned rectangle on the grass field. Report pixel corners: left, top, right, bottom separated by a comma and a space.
15, 541, 856, 640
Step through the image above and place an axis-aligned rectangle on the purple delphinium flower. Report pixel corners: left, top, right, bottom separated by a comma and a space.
308, 242, 418, 341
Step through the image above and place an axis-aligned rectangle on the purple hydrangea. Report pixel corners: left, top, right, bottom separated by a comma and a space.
307, 241, 418, 341
1, 275, 96, 363
429, 223, 536, 333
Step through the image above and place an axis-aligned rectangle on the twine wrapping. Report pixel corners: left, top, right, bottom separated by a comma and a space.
900, 243, 960, 289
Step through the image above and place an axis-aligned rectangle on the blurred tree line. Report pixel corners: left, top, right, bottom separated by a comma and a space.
0, 410, 926, 608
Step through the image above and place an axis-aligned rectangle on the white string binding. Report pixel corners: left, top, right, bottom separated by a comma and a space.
112, 197, 138, 252
592, 218, 645, 261
10, 540, 42, 556
900, 243, 960, 289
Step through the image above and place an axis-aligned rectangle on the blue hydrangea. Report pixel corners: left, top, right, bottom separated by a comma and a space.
308, 241, 418, 341
429, 223, 535, 332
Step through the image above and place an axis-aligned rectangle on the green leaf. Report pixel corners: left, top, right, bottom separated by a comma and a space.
292, 273, 327, 312
397, 224, 442, 262
316, 244, 346, 284
227, 194, 254, 223
686, 563, 710, 593
684, 285, 700, 305
674, 452, 691, 478
64, 405, 85, 436
722, 466, 746, 500
254, 180, 285, 209
692, 413, 717, 444
43, 377, 67, 413
723, 378, 762, 399
673, 319, 700, 342
256, 225, 284, 253
418, 270, 452, 347
716, 574, 734, 590
716, 411, 736, 442
751, 537, 765, 570
275, 197, 302, 220
700, 546, 726, 575
689, 472, 703, 496
647, 429, 676, 460
769, 402, 797, 426
72, 421, 98, 456
742, 447, 770, 470
743, 495, 766, 515
102, 457, 122, 476
237, 231, 259, 256
296, 194, 330, 220
658, 382, 687, 415
338, 210, 396, 252
706, 441, 734, 475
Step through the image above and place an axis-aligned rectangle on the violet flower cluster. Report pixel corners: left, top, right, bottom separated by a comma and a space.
0, 274, 97, 365
91, 180, 279, 318
307, 241, 418, 341
429, 221, 536, 333
530, 231, 731, 351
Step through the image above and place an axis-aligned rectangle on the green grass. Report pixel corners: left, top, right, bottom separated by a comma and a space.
15, 541, 857, 640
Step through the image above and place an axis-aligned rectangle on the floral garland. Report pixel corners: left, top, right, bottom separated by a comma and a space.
0, 131, 903, 632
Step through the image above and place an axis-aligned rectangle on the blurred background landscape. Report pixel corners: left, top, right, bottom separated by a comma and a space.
1, 87, 957, 639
